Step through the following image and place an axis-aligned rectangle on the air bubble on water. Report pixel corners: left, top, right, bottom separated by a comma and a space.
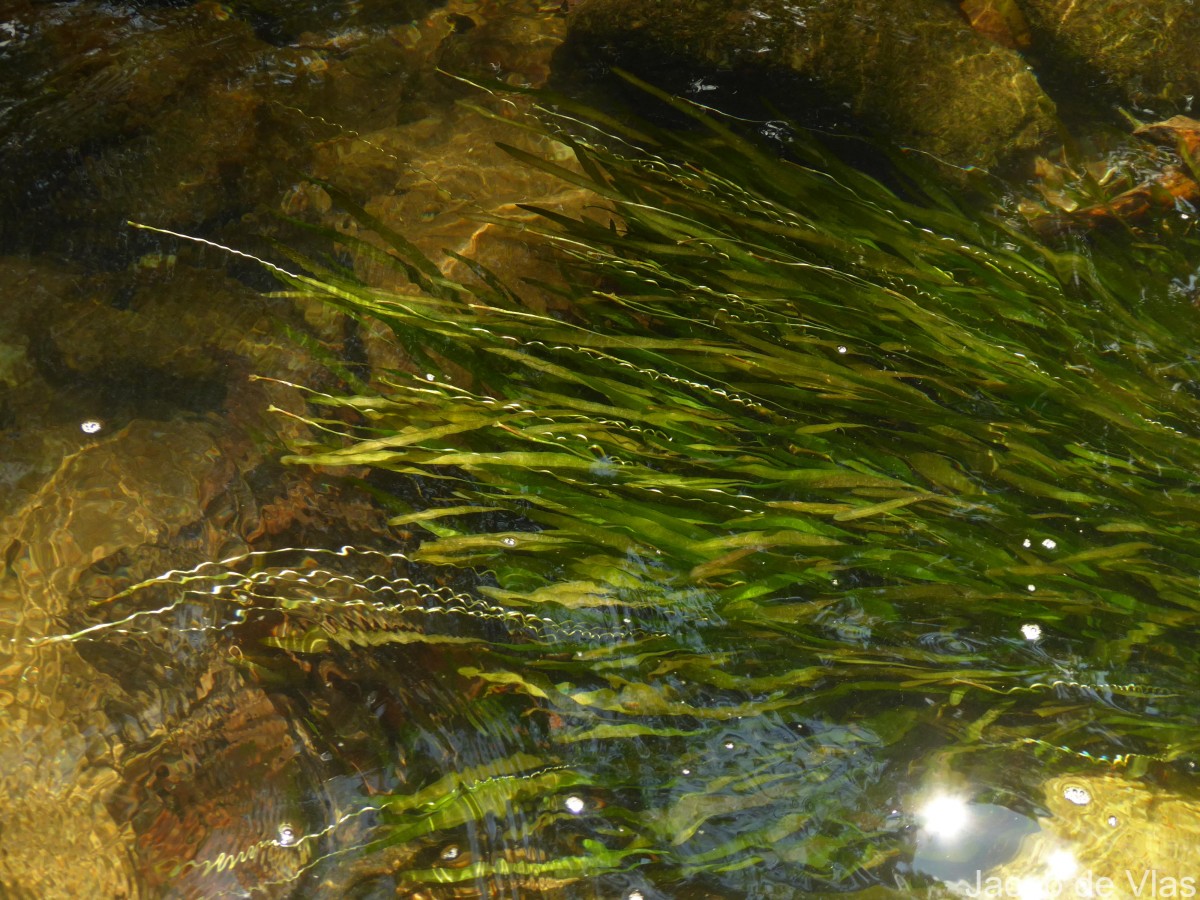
1027, 584, 1037, 592
1020, 623, 1042, 641
277, 824, 297, 847
1041, 538, 1057, 549
80, 419, 103, 434
565, 796, 585, 815
500, 536, 517, 547
440, 844, 460, 861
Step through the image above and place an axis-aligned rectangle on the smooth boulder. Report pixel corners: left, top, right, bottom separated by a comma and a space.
559, 0, 1059, 172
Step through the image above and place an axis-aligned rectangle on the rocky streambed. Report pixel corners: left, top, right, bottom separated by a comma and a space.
2, 0, 1199, 896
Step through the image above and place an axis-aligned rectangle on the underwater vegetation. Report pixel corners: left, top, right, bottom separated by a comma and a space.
128, 78, 1200, 894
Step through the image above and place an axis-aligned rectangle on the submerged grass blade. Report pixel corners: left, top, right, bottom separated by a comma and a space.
137, 86, 1200, 892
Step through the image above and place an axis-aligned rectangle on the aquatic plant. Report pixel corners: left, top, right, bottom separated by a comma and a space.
128, 78, 1200, 893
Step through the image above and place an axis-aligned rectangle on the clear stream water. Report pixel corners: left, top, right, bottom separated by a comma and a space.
2, 2, 1200, 898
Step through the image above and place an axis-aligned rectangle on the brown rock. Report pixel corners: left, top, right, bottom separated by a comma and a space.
561, 0, 1058, 172
1016, 0, 1200, 110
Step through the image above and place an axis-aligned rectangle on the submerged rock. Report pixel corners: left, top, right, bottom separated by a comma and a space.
308, 104, 589, 290
0, 0, 439, 259
962, 770, 1200, 895
0, 253, 392, 897
1017, 0, 1200, 111
960, 0, 1033, 50
0, 2, 580, 889
559, 0, 1059, 172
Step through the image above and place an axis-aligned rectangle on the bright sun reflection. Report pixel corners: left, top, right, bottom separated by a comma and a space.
1017, 875, 1047, 900
918, 794, 971, 840
1046, 846, 1079, 879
